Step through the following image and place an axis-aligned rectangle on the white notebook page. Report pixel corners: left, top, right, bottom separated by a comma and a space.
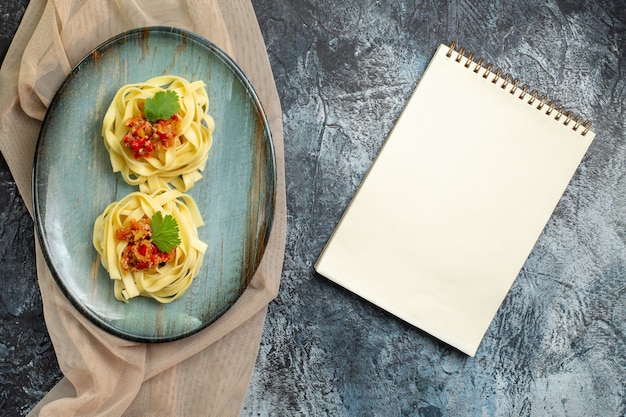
315, 43, 595, 356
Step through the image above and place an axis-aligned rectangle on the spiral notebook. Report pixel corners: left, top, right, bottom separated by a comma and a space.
315, 43, 596, 356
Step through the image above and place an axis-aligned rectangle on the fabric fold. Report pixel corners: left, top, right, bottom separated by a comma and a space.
0, 0, 286, 416
18, 0, 71, 121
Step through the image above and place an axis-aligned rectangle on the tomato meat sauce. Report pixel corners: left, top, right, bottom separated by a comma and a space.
116, 218, 175, 272
123, 113, 180, 159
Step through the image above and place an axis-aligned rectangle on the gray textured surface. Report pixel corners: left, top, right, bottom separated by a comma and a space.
1, 0, 625, 416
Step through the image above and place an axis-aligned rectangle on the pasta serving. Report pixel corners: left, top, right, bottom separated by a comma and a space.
93, 188, 208, 303
102, 75, 215, 193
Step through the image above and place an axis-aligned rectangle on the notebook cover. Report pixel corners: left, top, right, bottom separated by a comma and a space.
314, 43, 595, 356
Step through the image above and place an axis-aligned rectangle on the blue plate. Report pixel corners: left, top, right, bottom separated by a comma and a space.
33, 27, 276, 342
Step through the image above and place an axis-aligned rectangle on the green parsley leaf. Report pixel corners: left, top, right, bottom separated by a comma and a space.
150, 211, 181, 253
144, 90, 180, 122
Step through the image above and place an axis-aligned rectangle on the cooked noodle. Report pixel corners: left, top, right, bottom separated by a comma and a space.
102, 75, 214, 193
93, 188, 207, 303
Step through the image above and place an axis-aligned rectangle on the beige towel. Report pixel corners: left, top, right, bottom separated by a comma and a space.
0, 1, 286, 416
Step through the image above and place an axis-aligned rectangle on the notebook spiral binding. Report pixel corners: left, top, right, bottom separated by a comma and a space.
446, 42, 592, 136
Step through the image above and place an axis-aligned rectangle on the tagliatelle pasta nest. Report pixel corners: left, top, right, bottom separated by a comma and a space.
93, 188, 208, 303
101, 75, 214, 193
